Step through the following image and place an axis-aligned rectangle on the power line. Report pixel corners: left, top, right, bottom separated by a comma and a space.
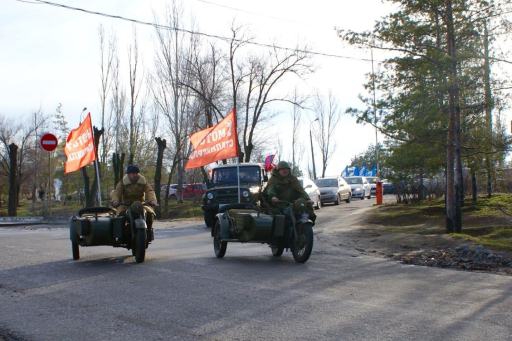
14, 0, 375, 63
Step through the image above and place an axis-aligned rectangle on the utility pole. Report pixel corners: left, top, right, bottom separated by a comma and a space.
371, 46, 379, 177
310, 128, 317, 180
309, 117, 319, 180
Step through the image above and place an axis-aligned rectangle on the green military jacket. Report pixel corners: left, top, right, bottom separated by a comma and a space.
265, 169, 310, 203
111, 174, 157, 205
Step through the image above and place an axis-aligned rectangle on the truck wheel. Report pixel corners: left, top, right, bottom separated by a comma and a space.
213, 221, 227, 258
72, 241, 80, 260
134, 229, 146, 263
292, 223, 314, 264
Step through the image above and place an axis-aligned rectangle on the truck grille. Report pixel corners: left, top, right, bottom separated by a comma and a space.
215, 188, 240, 204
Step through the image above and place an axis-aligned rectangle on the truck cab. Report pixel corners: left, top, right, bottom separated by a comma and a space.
202, 163, 268, 228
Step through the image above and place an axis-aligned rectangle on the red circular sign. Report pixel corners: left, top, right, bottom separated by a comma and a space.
40, 133, 58, 152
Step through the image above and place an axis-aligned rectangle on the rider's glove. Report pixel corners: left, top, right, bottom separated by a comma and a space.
111, 200, 120, 208
148, 200, 159, 207
271, 197, 280, 204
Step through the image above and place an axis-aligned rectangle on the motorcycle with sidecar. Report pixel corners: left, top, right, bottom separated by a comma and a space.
211, 200, 314, 263
69, 202, 155, 263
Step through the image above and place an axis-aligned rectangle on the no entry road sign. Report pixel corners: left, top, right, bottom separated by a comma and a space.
40, 133, 58, 152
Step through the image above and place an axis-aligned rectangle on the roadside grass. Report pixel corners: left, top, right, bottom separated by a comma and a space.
164, 200, 203, 220
452, 226, 512, 252
368, 193, 512, 252
2, 198, 203, 220
0, 199, 82, 217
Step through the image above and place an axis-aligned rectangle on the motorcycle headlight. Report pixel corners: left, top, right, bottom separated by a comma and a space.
206, 192, 214, 200
249, 186, 260, 194
242, 190, 250, 198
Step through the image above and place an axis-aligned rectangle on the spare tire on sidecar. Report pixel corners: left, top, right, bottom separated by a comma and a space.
69, 204, 154, 263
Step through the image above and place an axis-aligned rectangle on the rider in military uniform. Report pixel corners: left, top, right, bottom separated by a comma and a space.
111, 165, 158, 231
265, 161, 316, 221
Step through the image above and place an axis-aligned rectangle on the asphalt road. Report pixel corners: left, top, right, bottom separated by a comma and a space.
1, 197, 512, 341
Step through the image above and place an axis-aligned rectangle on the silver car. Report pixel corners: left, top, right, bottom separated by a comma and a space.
344, 176, 371, 200
315, 177, 351, 205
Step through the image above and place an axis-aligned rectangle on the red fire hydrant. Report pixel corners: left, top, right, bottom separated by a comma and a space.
376, 181, 383, 205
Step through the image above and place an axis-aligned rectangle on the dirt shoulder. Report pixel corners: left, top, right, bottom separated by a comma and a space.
343, 196, 512, 275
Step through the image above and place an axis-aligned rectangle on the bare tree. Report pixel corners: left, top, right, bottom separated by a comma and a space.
313, 91, 341, 178
127, 28, 142, 165
0, 112, 47, 215
237, 45, 312, 162
153, 2, 199, 206
98, 25, 116, 167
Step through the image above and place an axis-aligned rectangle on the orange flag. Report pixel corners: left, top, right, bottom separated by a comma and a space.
186, 109, 239, 169
64, 113, 96, 174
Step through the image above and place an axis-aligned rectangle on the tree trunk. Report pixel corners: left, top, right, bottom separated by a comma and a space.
90, 127, 104, 206
7, 143, 18, 216
81, 167, 92, 208
471, 170, 478, 207
483, 21, 493, 198
154, 137, 167, 219
112, 152, 126, 187
163, 162, 178, 217
445, 0, 462, 233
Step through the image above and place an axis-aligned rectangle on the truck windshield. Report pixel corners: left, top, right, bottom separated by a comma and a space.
212, 166, 261, 186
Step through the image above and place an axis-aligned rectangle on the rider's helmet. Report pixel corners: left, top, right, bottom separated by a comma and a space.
276, 161, 291, 170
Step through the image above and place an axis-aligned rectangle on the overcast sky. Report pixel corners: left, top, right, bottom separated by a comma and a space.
1, 0, 510, 177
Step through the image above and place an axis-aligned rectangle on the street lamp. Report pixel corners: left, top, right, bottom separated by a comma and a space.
310, 118, 319, 180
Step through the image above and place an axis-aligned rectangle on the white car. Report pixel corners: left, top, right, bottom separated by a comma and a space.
299, 178, 321, 209
344, 176, 371, 200
161, 184, 178, 199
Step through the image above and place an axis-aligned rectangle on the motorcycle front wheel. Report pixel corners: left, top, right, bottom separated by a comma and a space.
271, 241, 285, 257
134, 229, 147, 263
213, 221, 227, 258
291, 223, 314, 263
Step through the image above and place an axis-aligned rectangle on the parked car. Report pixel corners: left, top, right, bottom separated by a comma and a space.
299, 177, 321, 209
315, 177, 352, 205
181, 183, 207, 200
344, 176, 371, 200
161, 184, 178, 199
162, 183, 207, 200
366, 176, 380, 196
382, 179, 395, 194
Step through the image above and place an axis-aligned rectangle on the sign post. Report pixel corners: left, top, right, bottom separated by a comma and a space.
40, 133, 58, 216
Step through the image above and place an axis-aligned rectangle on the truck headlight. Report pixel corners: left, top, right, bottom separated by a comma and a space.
206, 192, 214, 200
242, 190, 250, 198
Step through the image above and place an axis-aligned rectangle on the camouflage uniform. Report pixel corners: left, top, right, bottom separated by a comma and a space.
264, 164, 316, 221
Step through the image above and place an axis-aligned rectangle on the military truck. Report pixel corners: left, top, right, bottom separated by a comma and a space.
202, 163, 268, 228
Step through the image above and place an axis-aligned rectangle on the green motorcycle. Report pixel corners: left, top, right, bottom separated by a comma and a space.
69, 201, 155, 263
212, 200, 314, 263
